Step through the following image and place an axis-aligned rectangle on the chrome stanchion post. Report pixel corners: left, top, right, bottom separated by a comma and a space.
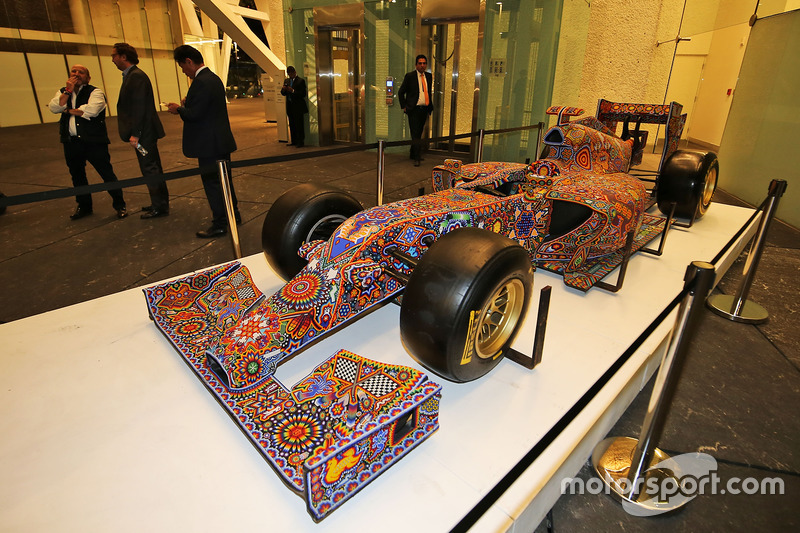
377, 140, 385, 206
592, 261, 716, 513
535, 121, 544, 160
707, 179, 787, 324
217, 160, 242, 259
476, 129, 485, 163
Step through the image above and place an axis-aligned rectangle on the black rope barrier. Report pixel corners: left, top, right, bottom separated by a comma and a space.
0, 123, 544, 210
709, 197, 766, 266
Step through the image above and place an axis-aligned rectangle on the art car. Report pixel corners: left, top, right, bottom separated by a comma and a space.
144, 99, 717, 521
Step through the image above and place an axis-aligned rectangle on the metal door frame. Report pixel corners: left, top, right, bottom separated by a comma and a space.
313, 5, 365, 145
422, 12, 484, 156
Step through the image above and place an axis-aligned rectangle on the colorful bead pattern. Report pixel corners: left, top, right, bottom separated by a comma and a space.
543, 122, 634, 174
432, 159, 527, 192
428, 111, 660, 290
538, 213, 665, 291
535, 171, 647, 270
144, 264, 441, 522
594, 98, 687, 171
546, 105, 585, 125
211, 189, 548, 391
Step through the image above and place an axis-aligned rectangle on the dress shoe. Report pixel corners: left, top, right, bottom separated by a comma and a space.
196, 226, 227, 238
116, 207, 128, 219
69, 207, 93, 220
295, 143, 304, 148
142, 205, 154, 212
141, 209, 168, 219
414, 160, 421, 167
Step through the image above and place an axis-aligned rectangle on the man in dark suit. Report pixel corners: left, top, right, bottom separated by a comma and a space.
48, 64, 128, 220
280, 66, 308, 147
167, 45, 241, 238
397, 54, 434, 166
112, 42, 169, 219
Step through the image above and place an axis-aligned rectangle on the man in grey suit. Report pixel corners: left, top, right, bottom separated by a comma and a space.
112, 42, 169, 218
167, 45, 240, 238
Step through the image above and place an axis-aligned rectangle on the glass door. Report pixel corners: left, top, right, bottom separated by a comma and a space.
316, 26, 363, 145
426, 20, 479, 154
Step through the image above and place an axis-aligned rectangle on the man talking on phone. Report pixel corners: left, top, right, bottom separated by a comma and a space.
280, 66, 308, 147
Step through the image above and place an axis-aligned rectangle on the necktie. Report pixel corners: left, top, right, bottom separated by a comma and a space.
421, 74, 429, 106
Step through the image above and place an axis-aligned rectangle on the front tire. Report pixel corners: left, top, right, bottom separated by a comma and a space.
656, 150, 718, 219
262, 183, 362, 280
400, 228, 533, 382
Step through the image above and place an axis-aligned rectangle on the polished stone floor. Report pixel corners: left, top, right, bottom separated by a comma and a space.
1, 98, 797, 531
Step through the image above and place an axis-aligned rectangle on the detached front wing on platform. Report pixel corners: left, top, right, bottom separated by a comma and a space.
143, 262, 442, 521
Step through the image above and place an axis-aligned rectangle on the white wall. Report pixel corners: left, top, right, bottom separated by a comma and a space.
551, 0, 683, 142
683, 22, 750, 148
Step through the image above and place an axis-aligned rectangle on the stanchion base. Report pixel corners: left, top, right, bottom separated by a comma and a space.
706, 293, 769, 324
591, 436, 688, 514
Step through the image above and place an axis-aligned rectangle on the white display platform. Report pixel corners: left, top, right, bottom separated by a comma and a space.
0, 204, 758, 532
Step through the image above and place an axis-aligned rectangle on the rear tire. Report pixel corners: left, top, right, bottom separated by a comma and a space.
656, 150, 718, 219
261, 184, 362, 280
400, 228, 533, 382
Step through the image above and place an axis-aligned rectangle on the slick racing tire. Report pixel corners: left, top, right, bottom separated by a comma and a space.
400, 227, 533, 382
262, 183, 362, 280
656, 150, 718, 220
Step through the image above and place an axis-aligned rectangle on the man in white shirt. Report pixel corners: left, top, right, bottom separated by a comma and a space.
398, 55, 434, 167
49, 64, 127, 220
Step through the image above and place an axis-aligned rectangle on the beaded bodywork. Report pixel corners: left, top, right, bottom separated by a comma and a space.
432, 106, 670, 291
144, 262, 441, 521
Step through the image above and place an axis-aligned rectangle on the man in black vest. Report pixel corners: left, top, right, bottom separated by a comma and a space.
48, 64, 127, 220
112, 43, 169, 219
280, 66, 308, 147
398, 55, 434, 166
167, 45, 240, 238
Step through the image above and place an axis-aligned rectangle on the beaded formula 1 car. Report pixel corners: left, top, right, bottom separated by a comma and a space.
144, 99, 717, 520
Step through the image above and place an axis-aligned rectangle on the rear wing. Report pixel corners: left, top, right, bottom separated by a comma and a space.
595, 99, 687, 171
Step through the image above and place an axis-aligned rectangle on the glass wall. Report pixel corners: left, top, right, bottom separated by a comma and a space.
0, 0, 187, 127
478, 0, 563, 162
364, 0, 417, 145
283, 0, 416, 147
283, 0, 563, 155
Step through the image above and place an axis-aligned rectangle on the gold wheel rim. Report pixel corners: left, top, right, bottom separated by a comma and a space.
475, 278, 525, 359
702, 167, 717, 207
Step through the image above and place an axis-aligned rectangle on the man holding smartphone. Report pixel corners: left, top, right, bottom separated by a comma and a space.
112, 42, 169, 218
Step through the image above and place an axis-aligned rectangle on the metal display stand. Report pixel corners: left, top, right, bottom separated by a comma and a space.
592, 261, 716, 513
707, 179, 787, 324
218, 160, 242, 259
377, 140, 385, 206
